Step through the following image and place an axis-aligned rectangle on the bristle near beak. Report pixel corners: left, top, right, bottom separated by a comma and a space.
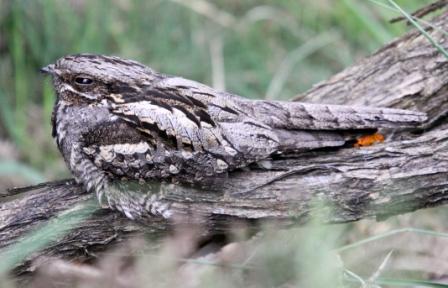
40, 64, 56, 74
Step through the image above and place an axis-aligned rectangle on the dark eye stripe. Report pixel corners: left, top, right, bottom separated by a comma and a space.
75, 77, 93, 85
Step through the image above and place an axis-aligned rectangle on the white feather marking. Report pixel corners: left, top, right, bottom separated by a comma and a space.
99, 146, 115, 162
163, 77, 203, 89
181, 150, 193, 159
216, 159, 228, 171
61, 83, 98, 100
82, 147, 96, 155
111, 142, 150, 155
162, 77, 217, 97
224, 146, 238, 156
172, 108, 198, 128
169, 165, 180, 174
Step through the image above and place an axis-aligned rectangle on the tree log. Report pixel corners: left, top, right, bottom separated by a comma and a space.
1, 10, 448, 275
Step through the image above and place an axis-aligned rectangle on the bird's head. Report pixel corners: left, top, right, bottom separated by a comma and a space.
41, 54, 157, 104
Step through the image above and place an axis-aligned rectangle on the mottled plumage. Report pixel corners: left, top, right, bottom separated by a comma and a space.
41, 54, 427, 215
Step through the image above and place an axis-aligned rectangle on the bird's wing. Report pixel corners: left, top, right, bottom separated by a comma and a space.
107, 86, 220, 152
105, 81, 281, 167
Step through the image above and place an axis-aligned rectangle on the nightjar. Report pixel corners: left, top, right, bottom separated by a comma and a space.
41, 54, 427, 215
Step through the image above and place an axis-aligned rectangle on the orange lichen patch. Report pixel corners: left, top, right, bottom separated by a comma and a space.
354, 133, 385, 148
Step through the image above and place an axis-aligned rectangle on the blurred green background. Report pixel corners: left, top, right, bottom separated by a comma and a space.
0, 0, 435, 187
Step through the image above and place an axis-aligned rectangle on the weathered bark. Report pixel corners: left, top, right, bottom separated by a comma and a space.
1, 10, 448, 275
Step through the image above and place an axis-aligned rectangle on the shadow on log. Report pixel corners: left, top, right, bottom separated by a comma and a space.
1, 9, 448, 276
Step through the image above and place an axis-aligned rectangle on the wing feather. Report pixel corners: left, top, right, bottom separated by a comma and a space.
111, 100, 206, 150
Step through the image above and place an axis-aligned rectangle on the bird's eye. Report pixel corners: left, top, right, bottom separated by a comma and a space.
74, 77, 93, 85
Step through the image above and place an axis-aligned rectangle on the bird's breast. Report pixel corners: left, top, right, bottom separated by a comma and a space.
54, 101, 117, 164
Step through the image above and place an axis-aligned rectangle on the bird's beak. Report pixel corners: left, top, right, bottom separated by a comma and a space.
40, 64, 56, 75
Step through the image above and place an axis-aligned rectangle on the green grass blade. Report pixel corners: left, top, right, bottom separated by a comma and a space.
387, 0, 448, 59
265, 31, 339, 100
0, 89, 20, 144
343, 0, 394, 44
367, 0, 448, 38
376, 277, 448, 287
10, 1, 28, 151
0, 200, 97, 274
0, 160, 46, 183
336, 227, 448, 252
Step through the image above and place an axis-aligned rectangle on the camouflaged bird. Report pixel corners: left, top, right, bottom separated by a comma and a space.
41, 54, 427, 214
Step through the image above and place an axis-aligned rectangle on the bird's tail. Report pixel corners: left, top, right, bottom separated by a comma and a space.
252, 100, 427, 130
